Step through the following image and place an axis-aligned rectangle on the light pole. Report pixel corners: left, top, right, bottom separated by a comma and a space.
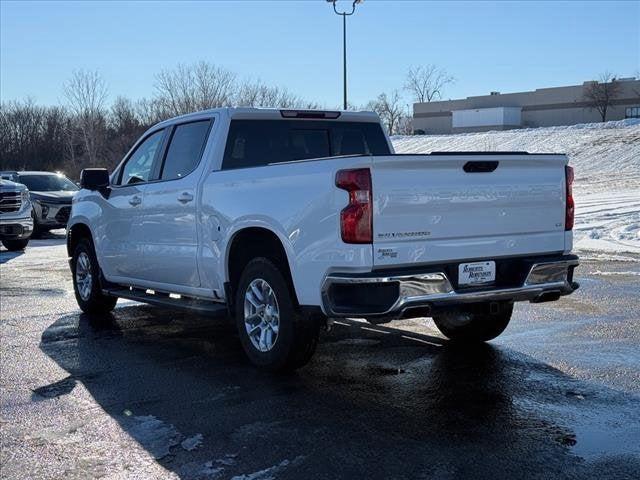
327, 0, 363, 110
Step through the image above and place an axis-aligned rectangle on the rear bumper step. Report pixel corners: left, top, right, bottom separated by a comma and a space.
322, 255, 579, 318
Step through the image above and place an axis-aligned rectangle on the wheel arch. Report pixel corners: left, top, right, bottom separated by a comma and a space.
225, 226, 299, 309
67, 222, 94, 257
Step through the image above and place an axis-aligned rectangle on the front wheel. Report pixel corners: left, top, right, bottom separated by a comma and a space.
1, 238, 29, 251
432, 302, 513, 342
235, 258, 320, 371
72, 238, 117, 315
31, 209, 44, 238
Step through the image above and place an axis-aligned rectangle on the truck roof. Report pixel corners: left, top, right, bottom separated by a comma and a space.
152, 107, 381, 130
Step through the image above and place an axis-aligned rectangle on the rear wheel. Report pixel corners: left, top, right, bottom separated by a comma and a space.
72, 238, 117, 314
432, 302, 513, 342
235, 257, 320, 371
1, 238, 29, 251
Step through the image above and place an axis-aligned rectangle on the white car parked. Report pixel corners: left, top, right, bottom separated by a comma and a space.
67, 108, 579, 370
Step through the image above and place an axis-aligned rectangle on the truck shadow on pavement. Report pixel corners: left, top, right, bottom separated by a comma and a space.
0, 231, 66, 263
39, 305, 640, 480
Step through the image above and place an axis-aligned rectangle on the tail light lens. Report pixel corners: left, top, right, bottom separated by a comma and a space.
565, 165, 574, 231
336, 168, 372, 244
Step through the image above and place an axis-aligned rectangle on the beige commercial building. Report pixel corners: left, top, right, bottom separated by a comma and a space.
412, 78, 640, 134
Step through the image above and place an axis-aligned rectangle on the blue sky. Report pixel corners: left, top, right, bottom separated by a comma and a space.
1, 0, 639, 108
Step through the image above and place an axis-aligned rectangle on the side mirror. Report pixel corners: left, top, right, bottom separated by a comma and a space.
80, 168, 110, 190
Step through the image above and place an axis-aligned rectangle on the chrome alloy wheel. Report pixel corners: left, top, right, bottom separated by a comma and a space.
76, 252, 93, 301
244, 278, 280, 352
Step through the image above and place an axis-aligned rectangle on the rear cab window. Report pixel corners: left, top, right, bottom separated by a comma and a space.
222, 120, 390, 170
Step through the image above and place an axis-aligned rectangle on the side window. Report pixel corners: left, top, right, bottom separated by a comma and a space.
160, 120, 212, 180
118, 130, 164, 185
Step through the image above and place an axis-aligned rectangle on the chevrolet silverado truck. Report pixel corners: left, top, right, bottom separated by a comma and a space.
67, 108, 579, 370
0, 179, 33, 251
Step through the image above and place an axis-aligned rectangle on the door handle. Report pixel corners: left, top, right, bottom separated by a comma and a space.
177, 192, 194, 204
129, 196, 142, 206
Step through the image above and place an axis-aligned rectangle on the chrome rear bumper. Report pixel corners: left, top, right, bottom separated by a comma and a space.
322, 257, 579, 318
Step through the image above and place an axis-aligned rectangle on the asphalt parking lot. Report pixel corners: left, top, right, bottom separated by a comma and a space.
1, 233, 639, 479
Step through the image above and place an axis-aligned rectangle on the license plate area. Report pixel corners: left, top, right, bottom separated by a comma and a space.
458, 261, 496, 286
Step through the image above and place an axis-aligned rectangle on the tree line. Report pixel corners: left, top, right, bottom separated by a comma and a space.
0, 62, 455, 178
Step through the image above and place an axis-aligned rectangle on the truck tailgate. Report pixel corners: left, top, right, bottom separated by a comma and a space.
371, 154, 568, 267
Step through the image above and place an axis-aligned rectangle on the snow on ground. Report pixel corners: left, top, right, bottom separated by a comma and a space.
180, 433, 203, 451
572, 188, 640, 259
392, 119, 640, 259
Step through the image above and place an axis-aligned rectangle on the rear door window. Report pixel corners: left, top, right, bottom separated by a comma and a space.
222, 120, 389, 170
160, 120, 212, 181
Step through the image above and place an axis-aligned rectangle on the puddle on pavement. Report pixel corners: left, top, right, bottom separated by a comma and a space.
334, 338, 381, 347
367, 366, 407, 376
571, 422, 640, 459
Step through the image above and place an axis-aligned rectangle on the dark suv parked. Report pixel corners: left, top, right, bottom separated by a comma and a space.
0, 171, 78, 235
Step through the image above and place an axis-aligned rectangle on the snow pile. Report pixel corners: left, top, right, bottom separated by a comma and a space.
123, 415, 181, 459
181, 433, 204, 451
573, 189, 640, 259
392, 120, 640, 258
230, 456, 305, 480
392, 119, 640, 189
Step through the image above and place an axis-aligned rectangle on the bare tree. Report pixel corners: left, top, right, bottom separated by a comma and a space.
0, 99, 44, 170
135, 97, 171, 126
368, 91, 406, 135
154, 61, 236, 115
235, 78, 322, 109
404, 65, 455, 103
63, 70, 108, 166
396, 111, 413, 136
105, 96, 147, 167
2, 61, 330, 176
583, 72, 622, 122
0, 99, 68, 172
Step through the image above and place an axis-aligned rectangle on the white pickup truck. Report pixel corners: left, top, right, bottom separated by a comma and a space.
67, 108, 579, 370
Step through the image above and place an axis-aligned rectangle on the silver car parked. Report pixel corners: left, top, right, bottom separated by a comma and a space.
0, 179, 33, 251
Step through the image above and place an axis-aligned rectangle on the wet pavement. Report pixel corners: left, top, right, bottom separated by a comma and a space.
1, 233, 639, 479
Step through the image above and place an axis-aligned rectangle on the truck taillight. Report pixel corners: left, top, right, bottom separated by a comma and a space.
336, 168, 372, 244
565, 165, 574, 231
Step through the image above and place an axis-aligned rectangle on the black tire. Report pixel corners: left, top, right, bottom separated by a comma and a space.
235, 257, 320, 372
30, 209, 44, 238
71, 237, 118, 315
432, 302, 513, 342
1, 238, 29, 251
